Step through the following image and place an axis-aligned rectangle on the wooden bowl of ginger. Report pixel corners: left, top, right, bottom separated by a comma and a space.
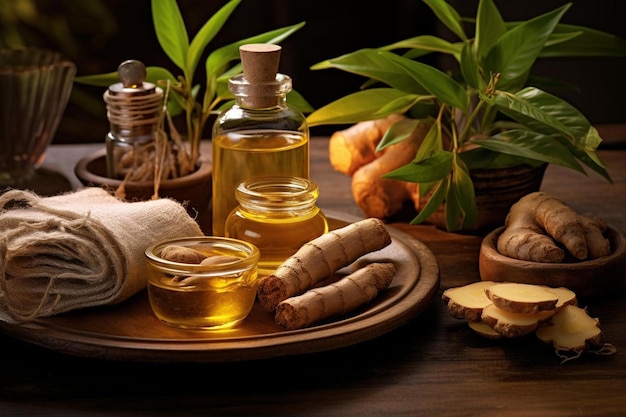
479, 226, 626, 299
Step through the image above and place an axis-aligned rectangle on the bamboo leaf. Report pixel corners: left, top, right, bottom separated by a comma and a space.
489, 87, 601, 151
541, 24, 626, 58
474, 0, 506, 60
470, 129, 585, 173
483, 4, 570, 91
205, 22, 305, 81
410, 178, 448, 225
377, 119, 422, 150
460, 41, 483, 90
306, 89, 418, 126
74, 71, 119, 87
151, 0, 189, 71
383, 151, 453, 183
187, 0, 241, 78
311, 49, 426, 93
451, 156, 478, 229
381, 35, 462, 58
423, 0, 467, 41
380, 51, 469, 111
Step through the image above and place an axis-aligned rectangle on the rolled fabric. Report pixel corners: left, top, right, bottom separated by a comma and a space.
0, 188, 203, 322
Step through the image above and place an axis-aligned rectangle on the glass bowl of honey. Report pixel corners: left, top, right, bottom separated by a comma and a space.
144, 237, 260, 329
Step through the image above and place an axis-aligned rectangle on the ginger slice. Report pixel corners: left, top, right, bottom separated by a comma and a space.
481, 303, 555, 338
442, 281, 497, 321
485, 282, 558, 314
468, 320, 502, 340
536, 305, 602, 352
545, 286, 578, 311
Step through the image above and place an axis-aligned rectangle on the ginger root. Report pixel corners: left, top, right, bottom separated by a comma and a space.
256, 218, 392, 311
329, 113, 406, 176
160, 245, 207, 264
328, 115, 430, 219
274, 262, 395, 330
497, 192, 611, 262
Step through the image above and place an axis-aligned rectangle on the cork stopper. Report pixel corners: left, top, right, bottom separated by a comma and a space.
240, 44, 281, 83
233, 44, 288, 108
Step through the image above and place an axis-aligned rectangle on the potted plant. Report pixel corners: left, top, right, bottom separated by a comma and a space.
306, 0, 626, 232
74, 0, 308, 189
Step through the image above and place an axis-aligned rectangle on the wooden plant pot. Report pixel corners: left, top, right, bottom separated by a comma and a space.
74, 148, 212, 234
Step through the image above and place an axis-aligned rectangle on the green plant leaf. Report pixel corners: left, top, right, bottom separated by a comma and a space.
306, 89, 418, 126
205, 22, 305, 82
473, 0, 506, 60
423, 0, 467, 41
450, 156, 478, 230
74, 71, 119, 87
541, 24, 626, 58
151, 0, 189, 71
311, 49, 426, 94
381, 35, 462, 58
460, 41, 483, 90
187, 0, 241, 79
287, 90, 315, 114
414, 122, 442, 162
488, 87, 601, 151
380, 51, 469, 111
483, 3, 570, 92
410, 178, 448, 225
377, 118, 422, 151
458, 147, 538, 170
470, 129, 585, 173
384, 151, 453, 183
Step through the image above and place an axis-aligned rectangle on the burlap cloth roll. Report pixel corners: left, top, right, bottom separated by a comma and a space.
0, 187, 204, 322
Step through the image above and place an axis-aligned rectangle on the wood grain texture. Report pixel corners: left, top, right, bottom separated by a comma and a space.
1, 136, 625, 416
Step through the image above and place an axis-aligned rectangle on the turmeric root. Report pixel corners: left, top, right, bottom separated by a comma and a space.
329, 113, 405, 176
274, 262, 395, 330
497, 192, 610, 262
256, 218, 392, 311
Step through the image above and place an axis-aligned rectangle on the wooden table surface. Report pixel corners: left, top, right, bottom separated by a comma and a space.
1, 132, 625, 416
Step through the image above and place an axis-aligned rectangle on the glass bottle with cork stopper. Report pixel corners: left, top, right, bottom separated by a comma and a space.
212, 44, 310, 236
224, 176, 328, 276
104, 60, 163, 179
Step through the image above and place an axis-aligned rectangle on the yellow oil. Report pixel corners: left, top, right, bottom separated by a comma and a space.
212, 130, 309, 236
226, 209, 328, 276
146, 246, 258, 329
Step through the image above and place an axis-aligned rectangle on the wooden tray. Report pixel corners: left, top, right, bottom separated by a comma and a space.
0, 212, 440, 362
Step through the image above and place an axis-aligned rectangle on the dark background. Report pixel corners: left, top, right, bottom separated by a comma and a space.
1, 0, 625, 143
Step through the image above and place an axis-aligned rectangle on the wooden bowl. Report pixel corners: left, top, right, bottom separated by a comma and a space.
479, 226, 626, 299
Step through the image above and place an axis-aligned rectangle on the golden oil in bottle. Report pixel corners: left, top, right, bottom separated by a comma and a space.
211, 44, 310, 236
225, 176, 328, 276
145, 237, 260, 329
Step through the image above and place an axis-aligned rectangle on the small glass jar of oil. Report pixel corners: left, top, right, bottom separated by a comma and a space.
144, 237, 260, 329
225, 176, 328, 276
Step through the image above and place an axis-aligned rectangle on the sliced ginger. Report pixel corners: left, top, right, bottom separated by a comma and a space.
442, 281, 496, 321
443, 281, 615, 362
481, 303, 555, 338
536, 305, 602, 352
485, 282, 559, 314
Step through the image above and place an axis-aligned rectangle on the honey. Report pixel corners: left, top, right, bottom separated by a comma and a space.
145, 237, 260, 329
225, 176, 328, 276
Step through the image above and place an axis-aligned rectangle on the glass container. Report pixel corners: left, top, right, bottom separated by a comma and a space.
0, 48, 75, 189
145, 237, 260, 329
225, 176, 328, 276
212, 44, 309, 236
